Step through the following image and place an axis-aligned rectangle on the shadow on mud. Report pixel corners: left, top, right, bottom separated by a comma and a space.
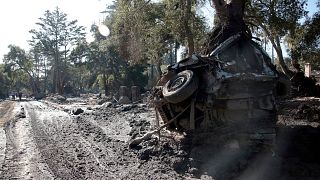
171, 126, 320, 180
275, 126, 320, 179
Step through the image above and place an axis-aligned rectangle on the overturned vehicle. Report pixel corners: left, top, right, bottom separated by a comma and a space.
152, 33, 288, 144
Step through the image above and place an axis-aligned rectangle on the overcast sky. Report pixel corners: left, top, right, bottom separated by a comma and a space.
0, 0, 317, 63
0, 0, 112, 62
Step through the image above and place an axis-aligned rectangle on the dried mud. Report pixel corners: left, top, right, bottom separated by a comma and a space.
0, 97, 319, 179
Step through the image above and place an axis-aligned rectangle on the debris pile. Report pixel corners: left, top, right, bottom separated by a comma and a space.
291, 72, 320, 97
278, 97, 320, 127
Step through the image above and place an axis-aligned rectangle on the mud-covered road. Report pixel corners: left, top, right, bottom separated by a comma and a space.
0, 98, 320, 179
0, 100, 174, 179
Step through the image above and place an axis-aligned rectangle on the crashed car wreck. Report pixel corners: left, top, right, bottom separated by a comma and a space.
152, 32, 285, 144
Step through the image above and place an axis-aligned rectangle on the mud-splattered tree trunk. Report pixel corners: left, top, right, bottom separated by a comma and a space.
204, 0, 246, 55
211, 0, 227, 25
211, 0, 245, 26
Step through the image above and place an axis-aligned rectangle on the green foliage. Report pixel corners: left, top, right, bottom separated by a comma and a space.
3, 45, 38, 94
247, 0, 307, 35
286, 2, 320, 70
0, 64, 10, 99
122, 64, 148, 88
4, 45, 32, 72
29, 7, 86, 94
3, 1, 207, 95
113, 0, 208, 79
164, 0, 207, 54
246, 0, 308, 75
113, 0, 162, 64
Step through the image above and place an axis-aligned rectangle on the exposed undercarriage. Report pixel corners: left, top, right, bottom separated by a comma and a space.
152, 33, 288, 144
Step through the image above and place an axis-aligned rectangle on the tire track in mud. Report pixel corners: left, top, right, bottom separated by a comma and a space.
25, 102, 105, 179
0, 101, 15, 174
1, 102, 55, 179
26, 102, 83, 179
0, 101, 15, 127
1, 101, 188, 179
24, 101, 138, 179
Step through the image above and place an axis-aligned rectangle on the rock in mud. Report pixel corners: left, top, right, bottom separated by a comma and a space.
118, 96, 131, 104
17, 112, 26, 118
101, 102, 112, 108
63, 108, 70, 112
56, 95, 67, 102
138, 147, 155, 160
72, 108, 84, 115
16, 107, 26, 118
120, 104, 138, 112
97, 98, 107, 105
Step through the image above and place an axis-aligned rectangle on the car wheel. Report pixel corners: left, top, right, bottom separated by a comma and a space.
163, 70, 198, 103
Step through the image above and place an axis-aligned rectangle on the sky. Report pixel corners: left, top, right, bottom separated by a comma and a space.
0, 0, 112, 62
0, 0, 318, 63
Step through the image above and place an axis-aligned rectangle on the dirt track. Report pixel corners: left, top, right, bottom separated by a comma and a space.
0, 98, 320, 179
0, 100, 190, 179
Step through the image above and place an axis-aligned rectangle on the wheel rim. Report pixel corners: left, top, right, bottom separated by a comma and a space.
168, 75, 187, 92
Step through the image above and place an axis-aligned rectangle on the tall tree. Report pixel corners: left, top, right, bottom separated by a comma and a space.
283, 6, 320, 72
69, 41, 92, 92
164, 0, 207, 57
87, 31, 110, 96
113, 0, 168, 81
3, 45, 39, 95
114, 0, 207, 82
29, 7, 86, 94
298, 1, 320, 69
246, 0, 307, 76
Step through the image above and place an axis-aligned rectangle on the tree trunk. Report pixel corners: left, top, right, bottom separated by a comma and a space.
181, 0, 195, 57
44, 58, 48, 94
15, 59, 40, 97
261, 24, 293, 77
212, 0, 245, 27
206, 0, 246, 55
52, 67, 57, 93
22, 69, 39, 98
103, 71, 108, 96
290, 51, 302, 72
54, 31, 60, 94
211, 0, 227, 25
174, 41, 179, 63
269, 35, 293, 77
230, 0, 245, 19
156, 57, 163, 77
58, 72, 64, 95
